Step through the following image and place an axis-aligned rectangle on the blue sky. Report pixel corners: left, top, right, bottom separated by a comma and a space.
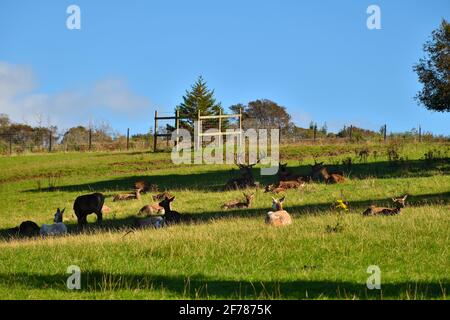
0, 0, 449, 135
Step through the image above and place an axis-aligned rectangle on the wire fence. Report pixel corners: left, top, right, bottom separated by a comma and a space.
0, 123, 447, 156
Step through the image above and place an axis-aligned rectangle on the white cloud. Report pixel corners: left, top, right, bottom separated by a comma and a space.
0, 61, 150, 129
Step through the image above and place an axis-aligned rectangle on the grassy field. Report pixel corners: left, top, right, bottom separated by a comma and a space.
0, 141, 449, 299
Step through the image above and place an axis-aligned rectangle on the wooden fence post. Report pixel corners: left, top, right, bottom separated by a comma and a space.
419, 125, 422, 143
127, 128, 130, 150
153, 110, 158, 152
383, 124, 387, 143
176, 109, 180, 152
89, 129, 92, 151
349, 125, 353, 142
48, 131, 52, 152
9, 135, 12, 155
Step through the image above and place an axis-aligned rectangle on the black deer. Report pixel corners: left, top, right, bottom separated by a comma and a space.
159, 195, 182, 224
73, 193, 105, 228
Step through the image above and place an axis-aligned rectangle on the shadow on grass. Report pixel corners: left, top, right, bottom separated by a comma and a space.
22, 158, 450, 194
0, 272, 447, 299
1, 191, 449, 242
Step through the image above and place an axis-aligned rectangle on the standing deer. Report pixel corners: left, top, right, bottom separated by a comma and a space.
221, 193, 255, 210
363, 195, 408, 216
265, 196, 293, 226
73, 192, 105, 228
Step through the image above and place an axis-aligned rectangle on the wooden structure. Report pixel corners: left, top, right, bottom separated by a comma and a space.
153, 108, 243, 152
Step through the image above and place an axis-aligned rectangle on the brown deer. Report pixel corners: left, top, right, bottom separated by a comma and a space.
264, 179, 305, 193
221, 193, 255, 210
311, 162, 345, 184
138, 203, 166, 216
152, 191, 173, 202
265, 196, 292, 226
134, 180, 150, 193
113, 188, 142, 202
363, 195, 408, 216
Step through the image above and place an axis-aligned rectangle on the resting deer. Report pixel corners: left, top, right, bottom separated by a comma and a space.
265, 196, 293, 226
278, 163, 310, 182
40, 208, 68, 236
152, 191, 173, 202
159, 196, 182, 224
135, 216, 165, 229
311, 162, 345, 184
8, 221, 40, 237
224, 159, 260, 190
265, 180, 305, 193
222, 193, 255, 210
113, 188, 142, 202
363, 195, 408, 216
138, 203, 166, 216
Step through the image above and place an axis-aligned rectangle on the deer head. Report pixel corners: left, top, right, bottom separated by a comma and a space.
271, 196, 285, 211
392, 195, 408, 209
54, 208, 65, 223
159, 195, 176, 212
244, 192, 255, 203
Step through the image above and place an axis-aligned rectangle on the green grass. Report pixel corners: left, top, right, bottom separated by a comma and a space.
0, 142, 449, 299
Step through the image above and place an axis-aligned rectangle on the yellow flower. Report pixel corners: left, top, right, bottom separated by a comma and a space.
335, 200, 349, 212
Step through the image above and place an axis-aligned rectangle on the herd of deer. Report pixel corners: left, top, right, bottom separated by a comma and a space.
7, 160, 409, 237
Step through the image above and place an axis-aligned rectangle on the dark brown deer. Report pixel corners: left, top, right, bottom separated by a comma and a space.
8, 221, 40, 237
159, 196, 182, 224
73, 193, 105, 228
363, 195, 408, 216
224, 161, 259, 190
221, 193, 255, 210
278, 163, 310, 182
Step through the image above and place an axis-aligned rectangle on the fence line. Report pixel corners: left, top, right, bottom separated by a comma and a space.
0, 122, 444, 156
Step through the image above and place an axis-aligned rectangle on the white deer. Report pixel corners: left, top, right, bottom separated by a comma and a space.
40, 208, 68, 236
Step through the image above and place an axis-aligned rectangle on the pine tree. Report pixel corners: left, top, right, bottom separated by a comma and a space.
176, 76, 224, 132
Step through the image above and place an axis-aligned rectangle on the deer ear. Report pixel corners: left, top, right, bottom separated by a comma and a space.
57, 208, 60, 213
170, 196, 175, 202
271, 197, 277, 203
280, 196, 286, 203
403, 195, 408, 200
61, 208, 65, 214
